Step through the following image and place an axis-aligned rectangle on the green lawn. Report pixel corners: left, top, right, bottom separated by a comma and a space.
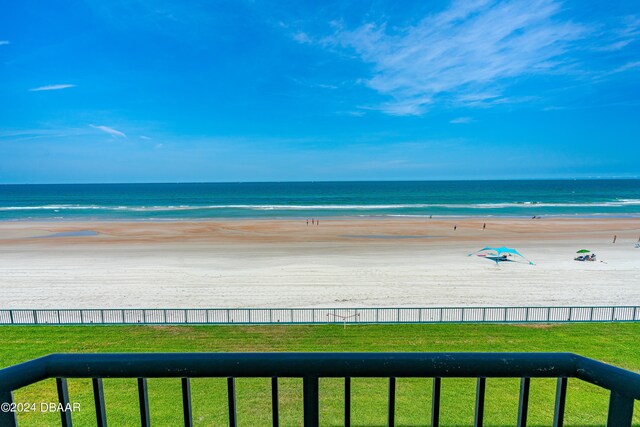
0, 323, 638, 426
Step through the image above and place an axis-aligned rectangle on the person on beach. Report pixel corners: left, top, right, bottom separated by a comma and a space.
454, 225, 457, 231
312, 218, 314, 225
306, 219, 308, 226
483, 223, 486, 230
613, 235, 617, 243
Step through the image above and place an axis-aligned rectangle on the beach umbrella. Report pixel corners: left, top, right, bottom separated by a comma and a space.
468, 246, 535, 265
576, 249, 591, 253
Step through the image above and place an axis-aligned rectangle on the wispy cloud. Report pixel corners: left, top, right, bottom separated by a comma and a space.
90, 124, 127, 138
0, 40, 9, 46
292, 32, 311, 44
450, 117, 474, 124
29, 84, 76, 92
325, 0, 588, 115
139, 135, 152, 140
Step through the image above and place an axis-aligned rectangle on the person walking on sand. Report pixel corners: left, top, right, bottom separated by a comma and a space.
454, 225, 457, 231
312, 218, 314, 225
483, 223, 486, 230
613, 235, 617, 243
306, 219, 309, 226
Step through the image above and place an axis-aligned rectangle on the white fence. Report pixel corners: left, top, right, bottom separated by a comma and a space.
0, 306, 638, 325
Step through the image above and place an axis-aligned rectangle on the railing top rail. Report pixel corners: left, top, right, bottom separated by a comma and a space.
1, 352, 639, 399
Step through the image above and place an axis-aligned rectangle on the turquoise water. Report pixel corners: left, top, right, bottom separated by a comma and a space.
0, 180, 638, 220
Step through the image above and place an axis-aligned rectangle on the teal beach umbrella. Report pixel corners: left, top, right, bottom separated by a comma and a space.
469, 246, 535, 265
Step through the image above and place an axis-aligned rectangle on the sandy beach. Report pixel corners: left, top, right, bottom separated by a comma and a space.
0, 218, 638, 308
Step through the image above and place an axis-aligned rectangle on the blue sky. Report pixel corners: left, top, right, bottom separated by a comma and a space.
1, 0, 639, 183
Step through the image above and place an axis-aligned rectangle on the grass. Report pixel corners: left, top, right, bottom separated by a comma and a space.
0, 323, 638, 426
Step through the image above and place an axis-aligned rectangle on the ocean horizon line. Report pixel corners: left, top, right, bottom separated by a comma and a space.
1, 177, 640, 186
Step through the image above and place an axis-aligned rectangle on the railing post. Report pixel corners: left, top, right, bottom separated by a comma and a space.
0, 390, 17, 427
517, 377, 530, 427
56, 378, 72, 427
553, 377, 567, 427
182, 378, 193, 427
303, 376, 319, 427
431, 377, 441, 427
9, 310, 13, 324
388, 377, 396, 427
92, 378, 107, 427
138, 378, 150, 427
606, 391, 634, 427
227, 378, 237, 427
271, 377, 279, 427
474, 377, 486, 427
344, 377, 351, 427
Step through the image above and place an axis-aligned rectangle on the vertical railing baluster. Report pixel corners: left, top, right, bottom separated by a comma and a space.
0, 390, 17, 426
553, 377, 567, 427
92, 378, 107, 427
388, 377, 396, 427
138, 378, 150, 427
56, 378, 72, 427
606, 391, 634, 427
474, 377, 485, 427
344, 377, 351, 427
431, 377, 441, 427
517, 377, 530, 427
182, 378, 193, 427
227, 377, 237, 427
303, 376, 319, 427
271, 377, 279, 427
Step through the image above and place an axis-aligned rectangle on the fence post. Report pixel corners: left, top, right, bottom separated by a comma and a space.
8, 310, 13, 324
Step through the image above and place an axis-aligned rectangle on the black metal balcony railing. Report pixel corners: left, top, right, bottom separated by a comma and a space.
0, 353, 639, 427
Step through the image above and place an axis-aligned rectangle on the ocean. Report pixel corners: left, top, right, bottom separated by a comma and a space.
0, 180, 639, 221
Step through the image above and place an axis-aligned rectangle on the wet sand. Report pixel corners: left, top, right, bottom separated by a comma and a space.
0, 218, 638, 308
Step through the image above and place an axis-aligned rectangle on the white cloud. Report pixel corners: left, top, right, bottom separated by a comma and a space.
0, 40, 9, 46
450, 117, 473, 124
29, 84, 76, 92
292, 32, 311, 44
139, 135, 152, 140
327, 0, 587, 115
90, 125, 127, 138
